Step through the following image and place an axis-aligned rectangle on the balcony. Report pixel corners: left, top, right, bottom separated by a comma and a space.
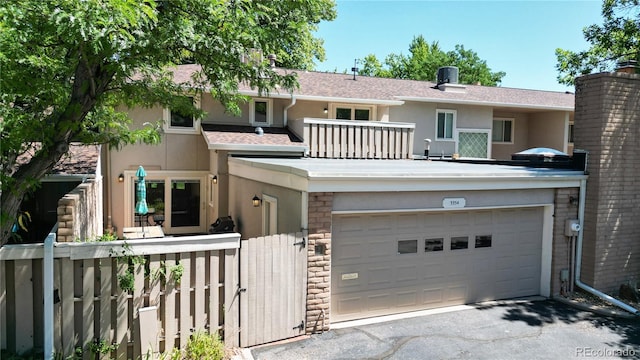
289, 118, 415, 159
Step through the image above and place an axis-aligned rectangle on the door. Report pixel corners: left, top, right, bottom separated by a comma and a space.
239, 233, 307, 346
331, 208, 543, 322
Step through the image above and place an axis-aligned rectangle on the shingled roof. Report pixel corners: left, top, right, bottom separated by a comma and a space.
170, 64, 574, 110
15, 143, 100, 176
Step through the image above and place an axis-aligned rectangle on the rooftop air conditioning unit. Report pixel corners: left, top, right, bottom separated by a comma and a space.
437, 66, 459, 85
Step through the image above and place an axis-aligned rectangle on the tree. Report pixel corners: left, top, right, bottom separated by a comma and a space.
0, 0, 336, 246
556, 0, 640, 85
357, 35, 505, 86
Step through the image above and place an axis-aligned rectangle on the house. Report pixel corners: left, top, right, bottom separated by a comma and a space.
104, 64, 587, 337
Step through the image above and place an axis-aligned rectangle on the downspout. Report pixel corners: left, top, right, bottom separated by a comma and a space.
283, 95, 296, 128
574, 178, 640, 315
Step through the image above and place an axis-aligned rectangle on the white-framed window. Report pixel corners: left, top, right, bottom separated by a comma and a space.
124, 171, 208, 234
436, 109, 456, 140
329, 103, 375, 121
492, 118, 514, 143
261, 194, 278, 235
163, 95, 201, 134
250, 98, 273, 126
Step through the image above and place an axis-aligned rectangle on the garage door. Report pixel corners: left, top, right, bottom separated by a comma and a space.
332, 208, 543, 322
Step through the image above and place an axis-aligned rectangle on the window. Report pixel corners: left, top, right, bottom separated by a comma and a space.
398, 239, 418, 254
475, 235, 492, 248
250, 98, 273, 126
262, 194, 278, 235
568, 123, 574, 143
330, 104, 374, 120
492, 118, 513, 143
436, 110, 455, 140
425, 238, 444, 252
163, 95, 201, 134
450, 236, 469, 250
125, 171, 207, 234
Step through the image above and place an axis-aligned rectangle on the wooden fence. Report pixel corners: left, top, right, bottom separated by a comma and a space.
0, 233, 241, 359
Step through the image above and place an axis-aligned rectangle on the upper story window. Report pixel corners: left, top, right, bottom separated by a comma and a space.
436, 109, 456, 140
492, 118, 514, 143
330, 104, 375, 120
250, 98, 273, 126
163, 95, 201, 134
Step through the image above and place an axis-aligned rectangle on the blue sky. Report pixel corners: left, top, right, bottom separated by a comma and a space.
313, 0, 603, 92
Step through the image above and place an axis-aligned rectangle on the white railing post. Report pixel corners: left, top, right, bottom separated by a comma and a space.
43, 225, 57, 360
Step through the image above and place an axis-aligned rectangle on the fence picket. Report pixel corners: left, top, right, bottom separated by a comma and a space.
13, 260, 33, 354
163, 254, 177, 351
0, 259, 5, 350
99, 258, 112, 360
194, 251, 206, 331
82, 259, 95, 360
208, 251, 220, 335
179, 253, 191, 348
115, 262, 129, 359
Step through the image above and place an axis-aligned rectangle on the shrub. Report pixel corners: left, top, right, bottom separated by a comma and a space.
184, 331, 225, 360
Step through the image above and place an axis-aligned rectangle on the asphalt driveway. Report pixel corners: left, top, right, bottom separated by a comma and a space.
249, 298, 640, 360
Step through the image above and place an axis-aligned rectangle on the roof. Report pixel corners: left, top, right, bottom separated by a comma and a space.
171, 64, 574, 111
201, 124, 306, 153
16, 143, 100, 176
228, 157, 586, 193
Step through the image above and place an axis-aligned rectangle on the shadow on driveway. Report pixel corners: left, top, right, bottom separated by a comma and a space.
251, 299, 640, 360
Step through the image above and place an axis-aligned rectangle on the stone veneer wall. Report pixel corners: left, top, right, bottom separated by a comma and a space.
551, 188, 580, 296
56, 178, 103, 242
305, 192, 332, 333
574, 71, 640, 292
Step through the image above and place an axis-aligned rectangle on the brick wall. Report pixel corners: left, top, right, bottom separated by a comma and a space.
551, 188, 580, 295
306, 192, 332, 333
56, 178, 103, 242
574, 71, 640, 292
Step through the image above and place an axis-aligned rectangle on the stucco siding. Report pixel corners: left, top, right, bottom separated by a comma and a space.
228, 175, 302, 239
527, 112, 568, 152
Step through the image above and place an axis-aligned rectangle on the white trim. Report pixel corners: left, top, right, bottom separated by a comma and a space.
163, 94, 201, 134
396, 96, 573, 111
436, 109, 456, 141
261, 194, 278, 235
540, 205, 554, 297
123, 170, 209, 234
491, 118, 514, 144
238, 91, 405, 106
455, 128, 492, 159
563, 112, 572, 153
328, 103, 377, 121
249, 98, 273, 126
331, 202, 553, 215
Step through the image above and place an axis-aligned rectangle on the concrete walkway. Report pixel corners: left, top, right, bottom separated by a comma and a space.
247, 298, 640, 360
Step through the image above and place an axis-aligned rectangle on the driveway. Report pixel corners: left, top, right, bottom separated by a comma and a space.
249, 298, 640, 360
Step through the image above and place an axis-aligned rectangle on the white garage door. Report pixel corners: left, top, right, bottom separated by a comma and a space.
332, 208, 543, 322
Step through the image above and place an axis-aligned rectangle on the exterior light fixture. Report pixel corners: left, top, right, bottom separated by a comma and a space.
323, 108, 328, 114
252, 195, 261, 207
424, 138, 432, 159
213, 175, 218, 184
118, 173, 124, 182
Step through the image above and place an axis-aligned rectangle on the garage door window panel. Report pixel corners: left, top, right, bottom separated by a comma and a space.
451, 236, 469, 250
425, 238, 444, 252
475, 235, 492, 248
398, 239, 418, 254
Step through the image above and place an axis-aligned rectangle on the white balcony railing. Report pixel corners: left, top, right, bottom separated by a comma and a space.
289, 118, 415, 159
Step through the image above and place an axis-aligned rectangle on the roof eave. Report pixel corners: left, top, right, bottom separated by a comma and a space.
395, 96, 574, 111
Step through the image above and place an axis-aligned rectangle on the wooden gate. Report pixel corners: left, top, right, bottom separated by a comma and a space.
239, 233, 307, 347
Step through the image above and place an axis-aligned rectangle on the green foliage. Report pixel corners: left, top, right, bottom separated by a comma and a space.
110, 241, 146, 292
556, 0, 640, 85
0, 0, 337, 246
183, 331, 225, 360
151, 260, 184, 285
358, 35, 505, 86
92, 231, 118, 242
87, 339, 117, 356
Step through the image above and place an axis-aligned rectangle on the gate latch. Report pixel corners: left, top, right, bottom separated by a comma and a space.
293, 237, 306, 248
293, 320, 304, 331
